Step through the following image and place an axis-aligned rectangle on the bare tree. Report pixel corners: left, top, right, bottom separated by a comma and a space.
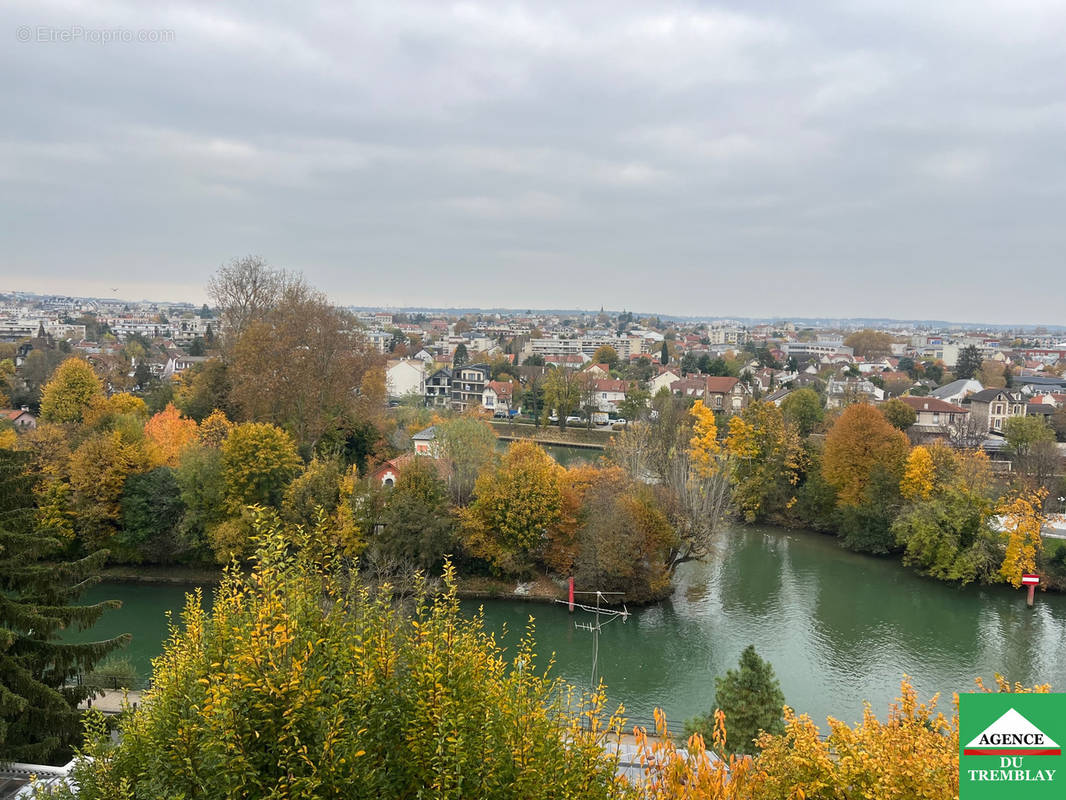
606, 394, 733, 575
228, 279, 380, 450
947, 414, 984, 450
208, 255, 293, 348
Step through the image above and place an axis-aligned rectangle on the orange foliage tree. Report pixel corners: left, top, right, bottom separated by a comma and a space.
144, 403, 199, 467
822, 403, 910, 507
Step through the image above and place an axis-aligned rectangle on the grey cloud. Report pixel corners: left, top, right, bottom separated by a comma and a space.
3, 0, 1065, 322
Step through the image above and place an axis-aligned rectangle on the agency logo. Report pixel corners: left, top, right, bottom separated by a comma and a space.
960, 694, 1065, 799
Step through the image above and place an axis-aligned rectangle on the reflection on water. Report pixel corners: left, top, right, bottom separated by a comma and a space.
69, 526, 1066, 728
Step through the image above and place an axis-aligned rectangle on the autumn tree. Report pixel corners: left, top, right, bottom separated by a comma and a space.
227, 280, 379, 451
197, 408, 233, 448
371, 458, 456, 571
220, 422, 301, 514
780, 388, 824, 437
899, 445, 934, 501
822, 403, 910, 507
55, 526, 624, 800
751, 679, 959, 800
977, 359, 1007, 388
39, 358, 104, 424
686, 645, 785, 756
143, 403, 199, 467
174, 358, 233, 422
591, 345, 619, 369
997, 488, 1047, 587
68, 431, 151, 550
724, 402, 803, 522
0, 450, 129, 764
543, 367, 581, 429
610, 396, 731, 575
880, 397, 917, 431
207, 255, 293, 349
572, 470, 676, 602
843, 329, 894, 359
460, 441, 564, 575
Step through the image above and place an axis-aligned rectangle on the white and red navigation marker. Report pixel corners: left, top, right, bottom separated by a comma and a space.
1022, 574, 1040, 607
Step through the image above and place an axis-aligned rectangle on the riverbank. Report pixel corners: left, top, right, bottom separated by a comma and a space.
489, 419, 612, 449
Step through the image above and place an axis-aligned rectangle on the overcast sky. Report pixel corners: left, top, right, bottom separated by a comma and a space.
4, 1, 1066, 323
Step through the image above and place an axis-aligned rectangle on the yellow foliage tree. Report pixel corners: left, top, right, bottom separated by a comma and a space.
39, 358, 103, 423
899, 445, 934, 501
724, 402, 803, 522
997, 488, 1047, 587
143, 403, 199, 467
689, 399, 720, 477
460, 440, 564, 575
197, 408, 233, 448
83, 392, 149, 428
68, 431, 151, 549
0, 428, 16, 449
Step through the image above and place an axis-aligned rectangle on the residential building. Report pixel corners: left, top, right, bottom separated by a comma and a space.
1, 408, 37, 430
670, 375, 751, 412
784, 341, 854, 359
930, 379, 984, 405
592, 378, 627, 413
898, 396, 969, 441
451, 364, 490, 412
968, 388, 1027, 435
386, 359, 426, 399
411, 426, 442, 456
825, 378, 885, 409
482, 380, 515, 414
648, 369, 680, 396
424, 367, 452, 409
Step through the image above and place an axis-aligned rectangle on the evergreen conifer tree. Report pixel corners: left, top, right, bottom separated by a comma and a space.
660, 340, 669, 365
685, 644, 785, 755
956, 345, 982, 380
0, 449, 130, 764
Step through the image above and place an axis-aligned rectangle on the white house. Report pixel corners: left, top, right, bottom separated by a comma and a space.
648, 370, 680, 396
482, 380, 515, 414
386, 359, 426, 399
593, 378, 627, 413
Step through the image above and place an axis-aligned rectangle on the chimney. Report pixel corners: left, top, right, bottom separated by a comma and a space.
923, 402, 929, 410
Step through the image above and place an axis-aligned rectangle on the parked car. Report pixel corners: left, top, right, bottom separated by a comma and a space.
565, 416, 583, 424
493, 410, 508, 418
613, 418, 626, 426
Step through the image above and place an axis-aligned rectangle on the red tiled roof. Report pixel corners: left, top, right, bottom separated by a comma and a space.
704, 376, 740, 394
485, 380, 513, 398
594, 378, 627, 393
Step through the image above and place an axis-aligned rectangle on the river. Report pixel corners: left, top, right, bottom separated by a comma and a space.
66, 525, 1066, 730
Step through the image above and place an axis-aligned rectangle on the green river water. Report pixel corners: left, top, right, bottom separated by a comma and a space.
66, 525, 1066, 730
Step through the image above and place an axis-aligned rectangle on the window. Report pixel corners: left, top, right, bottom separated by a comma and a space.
932, 412, 940, 424
714, 396, 723, 409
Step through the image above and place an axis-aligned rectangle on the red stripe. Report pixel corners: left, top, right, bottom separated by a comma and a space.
963, 749, 1060, 756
